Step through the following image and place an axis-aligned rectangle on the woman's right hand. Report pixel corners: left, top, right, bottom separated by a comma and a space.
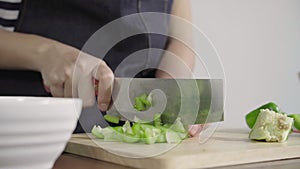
36, 40, 114, 111
0, 29, 114, 110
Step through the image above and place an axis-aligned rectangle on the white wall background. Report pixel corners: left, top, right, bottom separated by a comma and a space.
191, 0, 300, 128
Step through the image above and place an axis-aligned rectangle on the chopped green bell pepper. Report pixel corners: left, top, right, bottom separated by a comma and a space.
134, 93, 152, 111
104, 114, 120, 124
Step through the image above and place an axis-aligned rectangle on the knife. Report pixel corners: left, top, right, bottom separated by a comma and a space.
106, 78, 224, 125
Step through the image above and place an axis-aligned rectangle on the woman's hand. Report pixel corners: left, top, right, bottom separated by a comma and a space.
188, 124, 205, 137
0, 29, 114, 110
37, 42, 114, 110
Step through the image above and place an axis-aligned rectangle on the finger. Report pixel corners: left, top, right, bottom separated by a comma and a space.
96, 62, 114, 111
50, 84, 64, 97
97, 78, 113, 111
93, 78, 98, 96
78, 75, 95, 107
64, 78, 72, 98
43, 81, 51, 93
72, 80, 79, 98
188, 124, 204, 137
72, 65, 80, 99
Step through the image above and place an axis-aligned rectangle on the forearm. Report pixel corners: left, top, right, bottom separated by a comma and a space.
156, 38, 195, 78
156, 0, 195, 78
167, 39, 195, 70
0, 29, 55, 71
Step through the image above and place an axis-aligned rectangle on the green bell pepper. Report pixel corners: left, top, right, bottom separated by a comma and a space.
245, 102, 280, 129
288, 114, 300, 130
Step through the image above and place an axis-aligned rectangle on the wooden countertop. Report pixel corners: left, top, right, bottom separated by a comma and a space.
53, 128, 300, 169
53, 153, 300, 169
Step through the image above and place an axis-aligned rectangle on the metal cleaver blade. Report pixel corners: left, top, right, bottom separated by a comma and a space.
106, 78, 224, 125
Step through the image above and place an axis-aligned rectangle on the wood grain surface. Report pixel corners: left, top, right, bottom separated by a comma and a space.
64, 128, 300, 169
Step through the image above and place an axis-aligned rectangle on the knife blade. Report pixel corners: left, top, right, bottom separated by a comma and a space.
106, 78, 223, 125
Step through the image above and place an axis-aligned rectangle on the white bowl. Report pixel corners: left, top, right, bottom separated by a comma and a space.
0, 97, 82, 169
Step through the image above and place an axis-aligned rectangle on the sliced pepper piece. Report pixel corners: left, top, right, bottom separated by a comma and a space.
170, 117, 186, 133
132, 123, 141, 135
156, 133, 167, 143
91, 125, 104, 139
166, 129, 182, 143
139, 93, 152, 107
104, 114, 120, 124
122, 120, 133, 135
143, 127, 161, 144
123, 134, 140, 143
134, 93, 152, 111
134, 97, 145, 111
154, 114, 162, 127
155, 126, 167, 143
112, 126, 123, 133
103, 127, 123, 142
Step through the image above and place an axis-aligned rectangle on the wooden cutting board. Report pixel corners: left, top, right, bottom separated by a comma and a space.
64, 128, 300, 169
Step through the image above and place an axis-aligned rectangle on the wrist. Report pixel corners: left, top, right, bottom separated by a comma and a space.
29, 36, 58, 71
